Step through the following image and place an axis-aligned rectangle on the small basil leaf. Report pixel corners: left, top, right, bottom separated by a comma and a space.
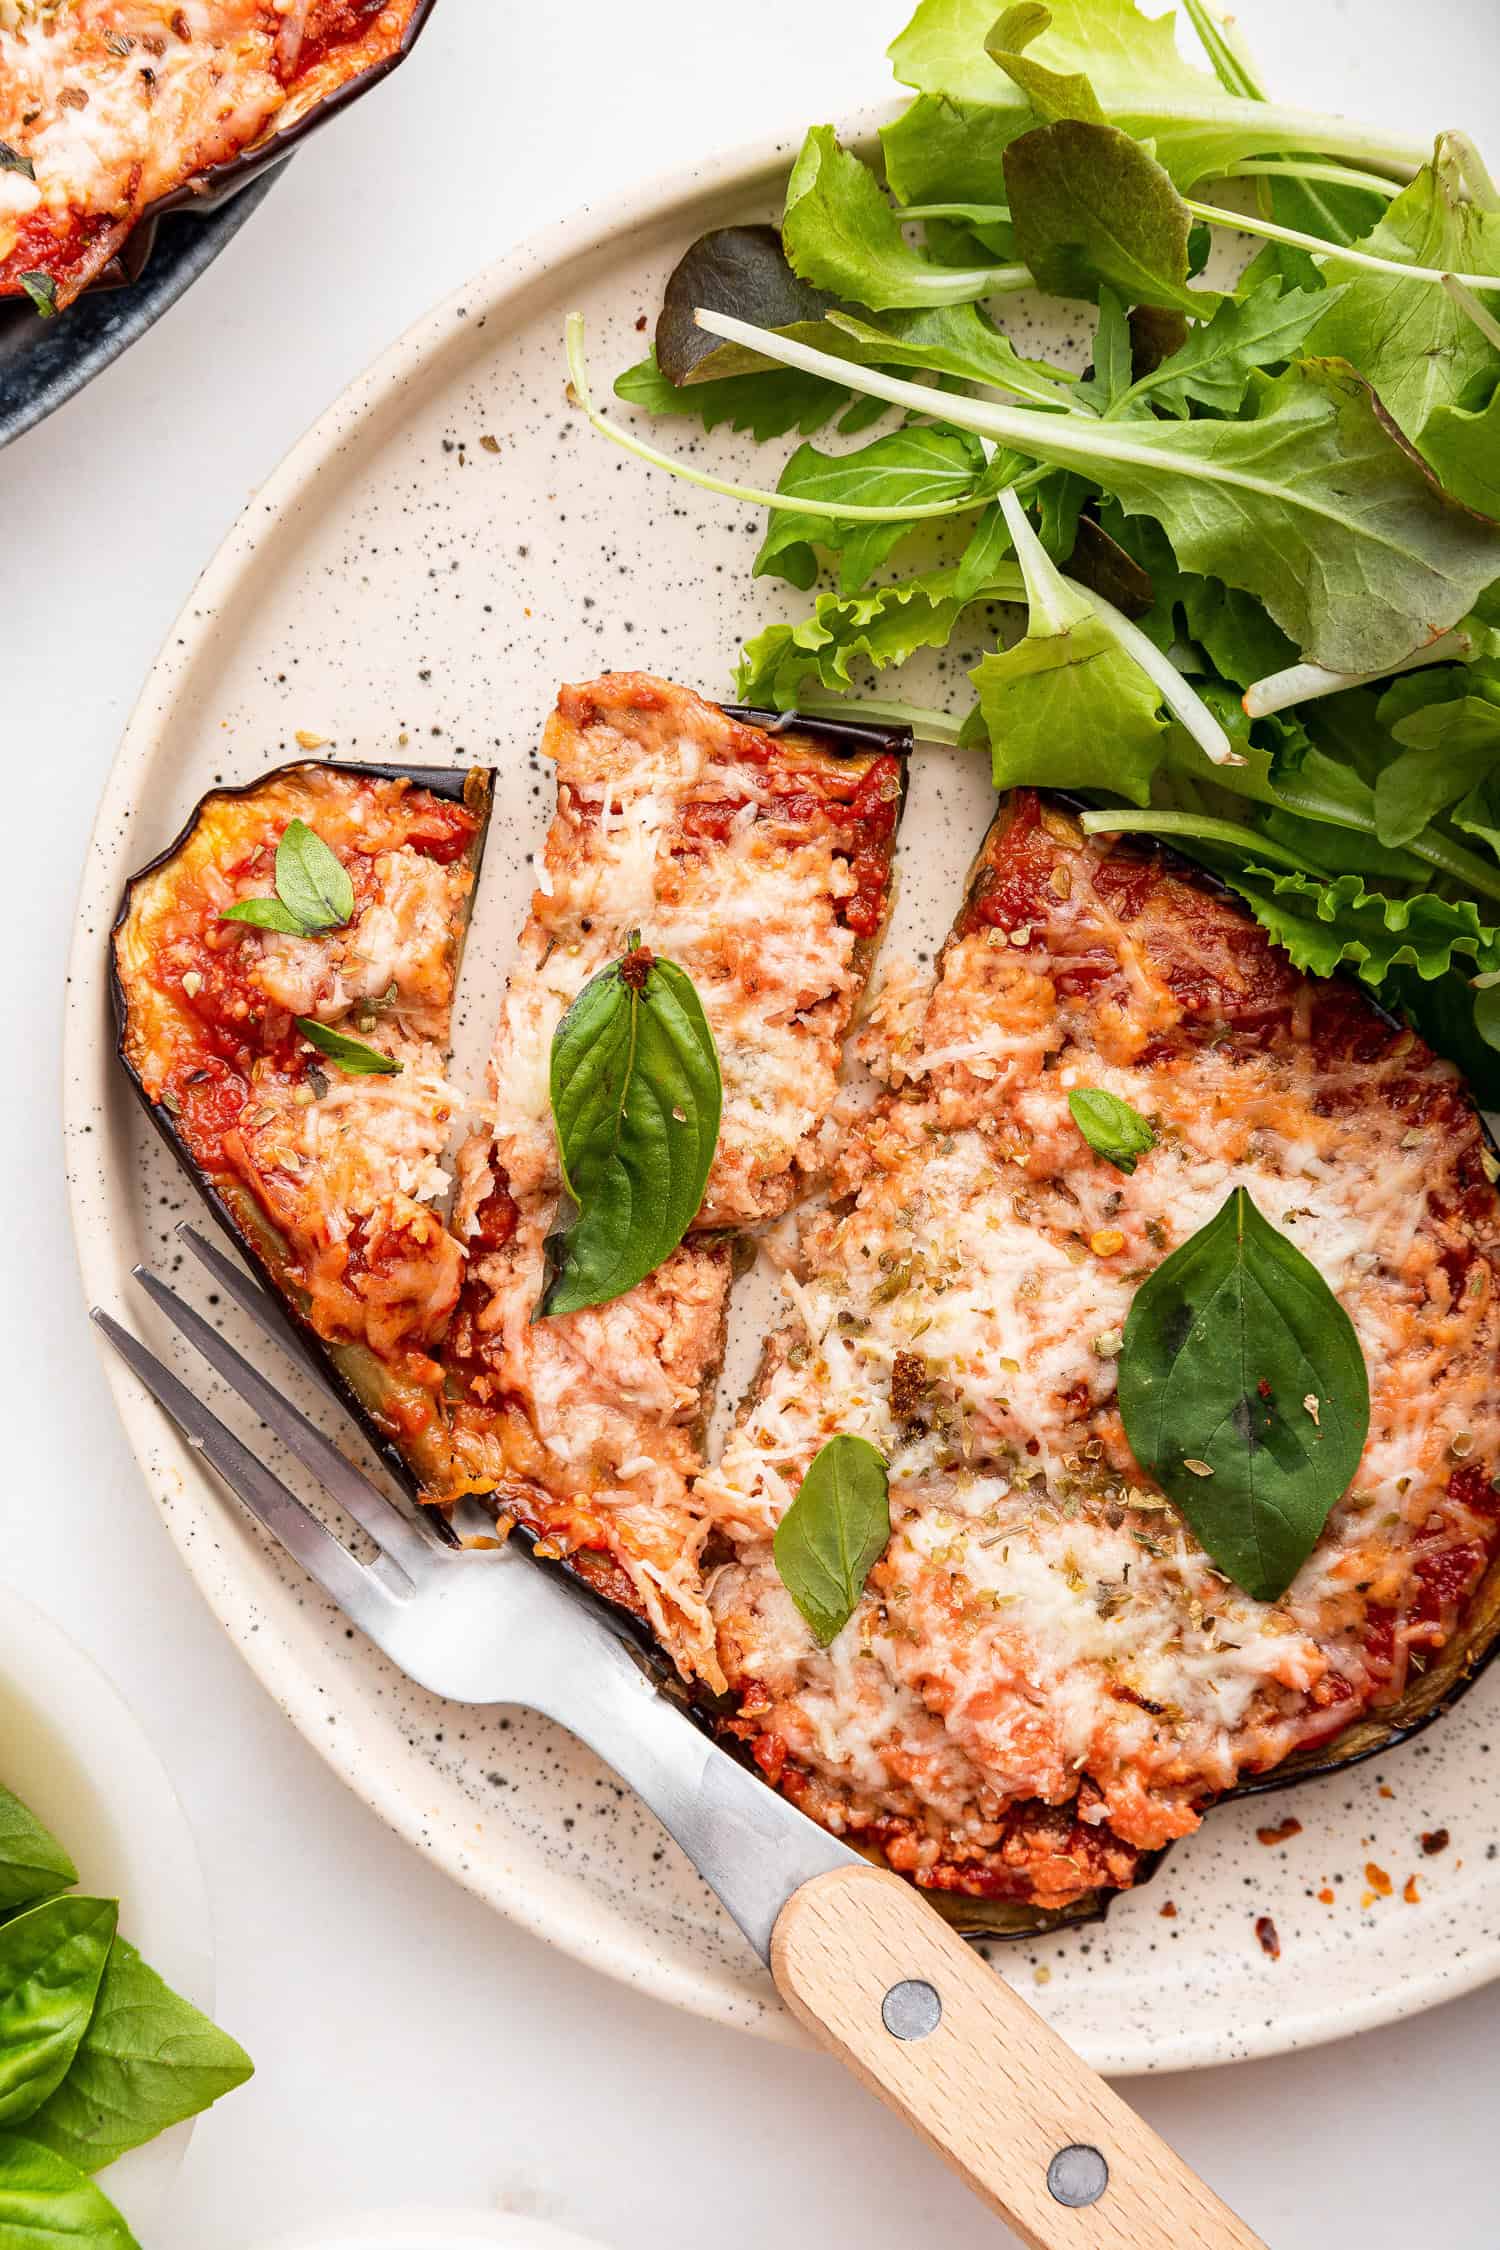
0, 1791, 76, 1918
294, 1019, 401, 1076
274, 819, 355, 933
0, 2135, 139, 2248
220, 897, 310, 935
1067, 1088, 1157, 1174
18, 273, 56, 319
1117, 1188, 1370, 1602
0, 143, 36, 182
541, 939, 722, 1317
24, 1939, 252, 2174
774, 1436, 891, 1647
0, 1900, 117, 2128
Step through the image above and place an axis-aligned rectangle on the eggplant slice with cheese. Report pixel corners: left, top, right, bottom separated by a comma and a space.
700, 790, 1500, 1933
113, 758, 494, 1504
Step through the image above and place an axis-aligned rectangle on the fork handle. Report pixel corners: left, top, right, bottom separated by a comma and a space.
771, 1866, 1265, 2250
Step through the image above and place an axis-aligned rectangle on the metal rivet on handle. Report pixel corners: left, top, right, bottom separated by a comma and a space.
881, 1978, 942, 2040
1047, 2144, 1109, 2208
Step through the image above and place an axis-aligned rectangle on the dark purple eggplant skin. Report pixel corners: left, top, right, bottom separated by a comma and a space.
83, 0, 443, 296
110, 758, 492, 1543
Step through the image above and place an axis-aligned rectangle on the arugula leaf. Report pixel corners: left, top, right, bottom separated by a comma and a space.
0, 1794, 76, 1919
1311, 139, 1500, 450
1117, 1188, 1370, 1602
18, 272, 56, 318
542, 938, 721, 1317
735, 563, 1021, 708
613, 351, 856, 443
294, 1019, 401, 1076
1227, 866, 1500, 984
0, 1900, 116, 2129
0, 2135, 138, 2249
754, 422, 989, 592
1117, 279, 1335, 417
782, 126, 1023, 311
1067, 1088, 1157, 1173
1002, 117, 1216, 315
24, 1939, 252, 2175
773, 1436, 891, 1646
827, 303, 1079, 410
973, 491, 1167, 803
1374, 696, 1500, 846
696, 318, 1500, 674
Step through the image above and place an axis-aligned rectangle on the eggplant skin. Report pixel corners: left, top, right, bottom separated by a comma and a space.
111, 759, 493, 1519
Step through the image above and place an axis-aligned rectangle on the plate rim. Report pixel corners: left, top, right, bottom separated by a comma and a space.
64, 101, 1500, 2074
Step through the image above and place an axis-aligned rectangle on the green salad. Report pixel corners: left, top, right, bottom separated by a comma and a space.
0, 1781, 251, 2249
570, 0, 1500, 1102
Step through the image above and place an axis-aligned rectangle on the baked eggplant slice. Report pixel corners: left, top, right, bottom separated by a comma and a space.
113, 758, 493, 1506
701, 789, 1500, 1934
1, 0, 440, 310
445, 674, 909, 1682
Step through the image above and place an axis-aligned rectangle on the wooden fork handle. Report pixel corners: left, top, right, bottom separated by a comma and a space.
771, 1866, 1266, 2250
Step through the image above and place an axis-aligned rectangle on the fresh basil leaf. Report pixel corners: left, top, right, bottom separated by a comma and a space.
1003, 118, 1218, 316
0, 1793, 75, 1919
0, 143, 36, 182
773, 1435, 891, 1646
1067, 1089, 1156, 1173
973, 497, 1167, 805
24, 1939, 252, 2175
18, 272, 56, 319
734, 563, 1021, 709
1118, 1188, 1370, 1601
783, 126, 1015, 312
220, 897, 310, 935
272, 819, 355, 933
0, 1900, 116, 2129
0, 2136, 138, 2249
541, 940, 721, 1317
754, 423, 988, 593
294, 1020, 401, 1076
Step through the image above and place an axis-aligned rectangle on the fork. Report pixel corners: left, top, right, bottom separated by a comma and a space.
94, 1227, 1265, 2250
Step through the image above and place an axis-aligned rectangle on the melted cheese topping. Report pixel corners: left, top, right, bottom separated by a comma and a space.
704, 796, 1500, 1902
0, 1, 419, 300
446, 674, 901, 1680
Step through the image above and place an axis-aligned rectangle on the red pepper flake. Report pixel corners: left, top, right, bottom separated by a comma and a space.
1255, 1816, 1302, 1847
1257, 1378, 1272, 1401
1365, 1861, 1393, 1897
1318, 1887, 1335, 1905
1420, 1827, 1450, 1855
1403, 1875, 1421, 1904
1159, 1900, 1177, 1919
1254, 1915, 1281, 1960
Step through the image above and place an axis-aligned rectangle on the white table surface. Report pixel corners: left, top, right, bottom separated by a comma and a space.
3, 1, 1497, 2242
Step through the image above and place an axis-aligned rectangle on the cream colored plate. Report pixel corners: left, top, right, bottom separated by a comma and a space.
65, 109, 1500, 2072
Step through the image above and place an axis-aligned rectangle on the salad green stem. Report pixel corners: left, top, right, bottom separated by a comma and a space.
567, 314, 985, 526
900, 202, 1013, 225
1215, 159, 1400, 199
1442, 274, 1500, 353
793, 695, 968, 744
1179, 0, 1265, 100
1447, 132, 1500, 211
1080, 808, 1315, 871
1184, 198, 1500, 291
1069, 574, 1239, 765
1245, 630, 1473, 718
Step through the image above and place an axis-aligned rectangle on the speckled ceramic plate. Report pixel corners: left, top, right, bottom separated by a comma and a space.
64, 110, 1500, 2074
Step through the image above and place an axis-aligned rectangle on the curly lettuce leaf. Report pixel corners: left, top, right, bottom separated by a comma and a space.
735, 565, 1022, 709
1227, 865, 1500, 984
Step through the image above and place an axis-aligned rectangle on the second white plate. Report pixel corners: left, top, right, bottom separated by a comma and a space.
64, 112, 1500, 2073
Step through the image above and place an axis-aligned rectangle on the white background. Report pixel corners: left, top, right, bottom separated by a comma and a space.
3, 0, 1498, 2242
